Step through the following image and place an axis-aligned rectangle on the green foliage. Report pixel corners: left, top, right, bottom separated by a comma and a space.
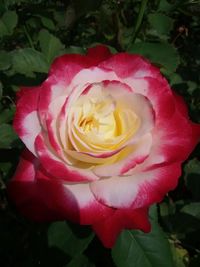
128, 42, 180, 72
38, 29, 65, 64
148, 13, 174, 36
0, 0, 200, 266
0, 50, 12, 70
0, 124, 18, 149
66, 254, 95, 267
10, 48, 49, 76
0, 11, 18, 37
48, 221, 94, 257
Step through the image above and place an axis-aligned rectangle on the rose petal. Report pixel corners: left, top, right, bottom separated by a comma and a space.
38, 46, 112, 129
90, 162, 181, 209
13, 87, 41, 156
92, 207, 150, 248
87, 45, 112, 64
35, 133, 98, 182
98, 52, 160, 79
93, 133, 152, 177
8, 149, 114, 224
123, 76, 175, 121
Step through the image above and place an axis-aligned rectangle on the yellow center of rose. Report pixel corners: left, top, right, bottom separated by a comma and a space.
65, 85, 143, 166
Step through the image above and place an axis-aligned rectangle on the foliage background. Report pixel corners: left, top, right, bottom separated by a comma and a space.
0, 0, 200, 266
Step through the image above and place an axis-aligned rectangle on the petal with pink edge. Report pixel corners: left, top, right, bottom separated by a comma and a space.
38, 46, 112, 128
35, 133, 98, 182
13, 87, 41, 156
92, 207, 150, 248
8, 150, 114, 224
93, 133, 152, 177
123, 76, 175, 122
90, 162, 182, 209
98, 52, 160, 79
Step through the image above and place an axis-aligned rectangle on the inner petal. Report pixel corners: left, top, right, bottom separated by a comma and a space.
69, 83, 141, 155
56, 80, 154, 168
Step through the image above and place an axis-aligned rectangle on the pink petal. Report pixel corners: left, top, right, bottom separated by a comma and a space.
90, 162, 182, 209
131, 163, 182, 209
44, 95, 69, 159
98, 53, 160, 79
92, 207, 150, 248
148, 110, 200, 167
172, 91, 189, 118
13, 87, 41, 156
8, 149, 114, 224
87, 45, 112, 64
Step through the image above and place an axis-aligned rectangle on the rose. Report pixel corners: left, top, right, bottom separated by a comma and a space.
8, 45, 200, 247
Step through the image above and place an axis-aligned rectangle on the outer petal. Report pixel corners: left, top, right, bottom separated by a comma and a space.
130, 164, 181, 209
87, 45, 112, 64
13, 87, 41, 156
92, 207, 150, 248
172, 92, 189, 118
50, 45, 112, 78
144, 111, 200, 170
98, 52, 160, 79
172, 92, 200, 148
8, 150, 114, 224
90, 162, 182, 209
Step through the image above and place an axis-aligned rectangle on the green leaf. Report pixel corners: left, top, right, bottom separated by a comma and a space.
0, 106, 15, 124
148, 13, 174, 35
11, 48, 49, 77
66, 254, 94, 267
53, 11, 66, 27
0, 51, 12, 70
48, 221, 94, 258
128, 42, 180, 72
38, 29, 65, 64
112, 206, 175, 267
40, 16, 56, 30
158, 0, 174, 13
65, 46, 85, 54
0, 123, 18, 149
0, 11, 18, 37
181, 203, 200, 220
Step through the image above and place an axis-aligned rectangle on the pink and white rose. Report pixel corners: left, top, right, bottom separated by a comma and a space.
8, 45, 200, 247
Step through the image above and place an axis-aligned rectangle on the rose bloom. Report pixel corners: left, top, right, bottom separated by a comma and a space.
8, 45, 200, 247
